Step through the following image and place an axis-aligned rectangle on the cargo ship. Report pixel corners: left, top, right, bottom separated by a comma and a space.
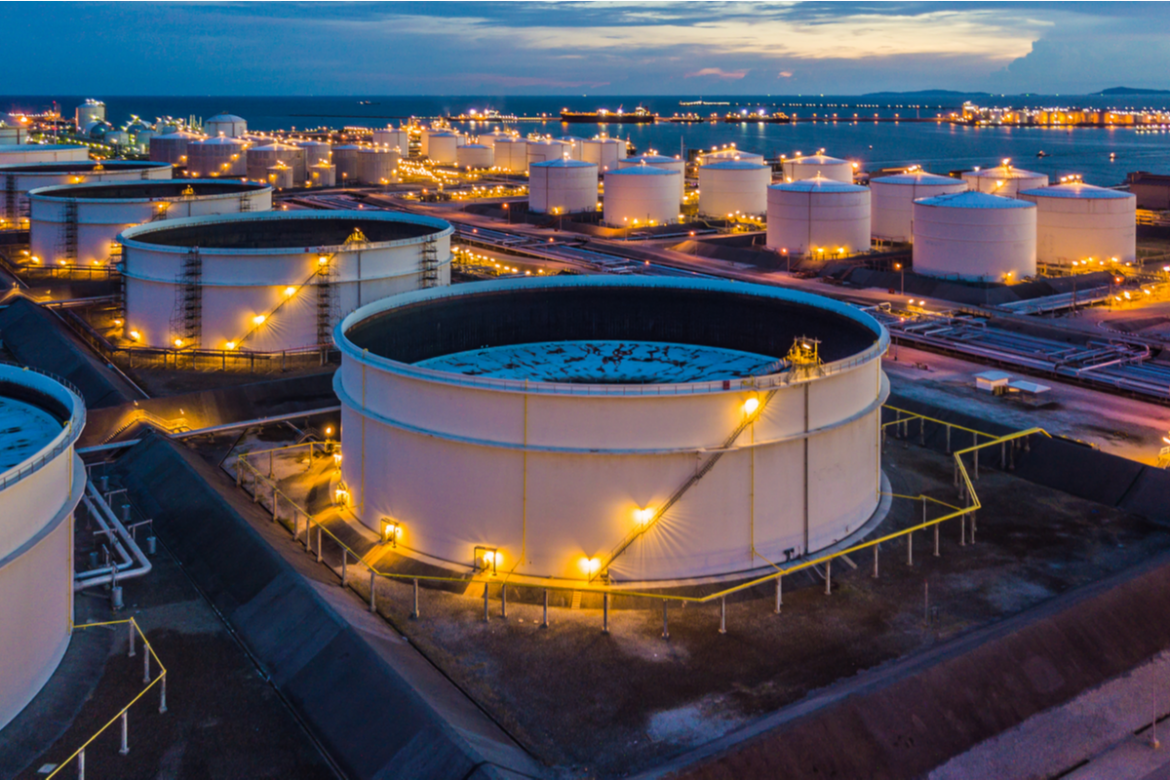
560, 106, 658, 124
722, 110, 791, 124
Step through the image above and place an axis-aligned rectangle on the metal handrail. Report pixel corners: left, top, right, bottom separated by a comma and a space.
45, 617, 168, 779
0, 363, 86, 492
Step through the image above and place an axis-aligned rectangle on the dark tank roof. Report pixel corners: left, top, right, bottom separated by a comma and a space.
131, 215, 444, 249
0, 161, 168, 174
37, 180, 268, 199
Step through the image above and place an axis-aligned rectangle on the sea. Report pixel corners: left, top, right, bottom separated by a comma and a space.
5, 94, 1170, 187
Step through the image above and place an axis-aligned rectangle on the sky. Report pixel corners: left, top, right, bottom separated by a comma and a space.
2, 1, 1169, 96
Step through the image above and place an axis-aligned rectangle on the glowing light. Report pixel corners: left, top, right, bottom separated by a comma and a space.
252, 314, 266, 325
225, 341, 237, 350
580, 557, 601, 575
284, 286, 296, 297
324, 426, 334, 437
634, 507, 655, 525
173, 338, 183, 348
743, 397, 760, 415
129, 330, 141, 341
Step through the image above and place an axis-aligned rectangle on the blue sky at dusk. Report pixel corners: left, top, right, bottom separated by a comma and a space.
3, 2, 1169, 96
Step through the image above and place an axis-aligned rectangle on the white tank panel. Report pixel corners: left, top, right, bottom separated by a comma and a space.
29, 181, 272, 266
700, 149, 765, 166
357, 147, 399, 184
580, 139, 623, 172
493, 138, 528, 173
1018, 182, 1136, 266
603, 166, 681, 226
556, 136, 586, 160
247, 143, 306, 184
428, 133, 459, 165
0, 145, 89, 165
456, 144, 494, 169
1, 162, 173, 224
766, 179, 871, 256
186, 137, 246, 177
618, 154, 687, 203
912, 191, 1036, 281
310, 162, 336, 188
204, 113, 247, 139
331, 145, 362, 184
120, 211, 454, 352
372, 128, 410, 154
526, 140, 568, 169
296, 141, 332, 167
870, 171, 968, 242
529, 159, 598, 214
781, 155, 854, 184
698, 161, 770, 218
961, 165, 1049, 197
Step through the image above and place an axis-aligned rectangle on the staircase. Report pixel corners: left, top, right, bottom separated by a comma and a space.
170, 247, 202, 348
61, 200, 78, 263
421, 236, 440, 288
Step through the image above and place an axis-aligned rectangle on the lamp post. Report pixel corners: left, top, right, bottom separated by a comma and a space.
894, 262, 905, 295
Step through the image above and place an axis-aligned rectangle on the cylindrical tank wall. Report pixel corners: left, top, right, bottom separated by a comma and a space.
493, 139, 528, 173
428, 134, 459, 165
619, 155, 686, 203
782, 156, 854, 183
0, 146, 89, 165
310, 163, 337, 188
698, 162, 770, 217
456, 144, 494, 169
961, 167, 1049, 197
296, 141, 332, 167
870, 174, 969, 242
149, 132, 201, 166
580, 139, 623, 172
766, 182, 871, 256
187, 139, 246, 177
247, 145, 306, 184
357, 148, 399, 184
332, 146, 362, 184
603, 168, 681, 226
912, 193, 1037, 281
1, 163, 173, 223
529, 161, 599, 214
527, 140, 568, 170
1019, 184, 1137, 266
372, 128, 410, 154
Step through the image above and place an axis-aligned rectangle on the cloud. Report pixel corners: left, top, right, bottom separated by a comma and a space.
778, 71, 794, 78
685, 68, 749, 80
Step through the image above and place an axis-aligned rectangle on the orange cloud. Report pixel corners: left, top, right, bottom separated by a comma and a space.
685, 67, 749, 80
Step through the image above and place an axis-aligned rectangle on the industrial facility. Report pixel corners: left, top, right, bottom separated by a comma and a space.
528, 158, 598, 214
148, 130, 202, 166
912, 190, 1037, 281
203, 113, 247, 139
698, 160, 770, 218
961, 161, 1049, 197
618, 154, 687, 202
185, 136, 246, 178
334, 276, 888, 583
0, 144, 89, 166
603, 165, 682, 226
781, 154, 854, 183
493, 137, 528, 173
1, 160, 172, 226
766, 177, 871, 257
1018, 180, 1137, 267
869, 169, 968, 242
0, 365, 85, 731
580, 137, 626, 171
28, 180, 273, 267
118, 210, 452, 352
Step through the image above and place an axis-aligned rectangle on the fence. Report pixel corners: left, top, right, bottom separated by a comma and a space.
232, 406, 1049, 635
45, 618, 168, 779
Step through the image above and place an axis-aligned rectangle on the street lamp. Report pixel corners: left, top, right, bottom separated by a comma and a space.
894, 262, 905, 295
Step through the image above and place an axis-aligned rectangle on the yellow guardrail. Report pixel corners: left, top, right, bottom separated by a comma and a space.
233, 408, 1049, 608
46, 617, 168, 779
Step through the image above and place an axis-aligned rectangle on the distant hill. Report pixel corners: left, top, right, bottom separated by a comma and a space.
1095, 87, 1170, 95
861, 90, 990, 98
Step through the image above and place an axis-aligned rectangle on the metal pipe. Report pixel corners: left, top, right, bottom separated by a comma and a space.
662, 601, 670, 639
825, 559, 832, 595
143, 645, 150, 683
541, 589, 549, 629
75, 485, 151, 591
483, 583, 490, 622
501, 584, 507, 619
119, 711, 129, 755
159, 673, 167, 713
602, 592, 609, 633
369, 570, 376, 612
316, 527, 322, 563
907, 530, 913, 567
719, 596, 727, 634
411, 578, 419, 620
78, 749, 84, 780
128, 622, 135, 658
341, 549, 347, 586
774, 576, 782, 614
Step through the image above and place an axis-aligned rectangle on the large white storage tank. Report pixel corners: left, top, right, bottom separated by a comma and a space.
29, 180, 273, 266
527, 140, 568, 170
332, 145, 362, 184
0, 145, 89, 166
75, 98, 105, 127
580, 138, 624, 172
1018, 182, 1137, 267
456, 144, 494, 170
0, 364, 85, 731
766, 178, 871, 257
357, 147, 399, 184
556, 136, 586, 160
477, 132, 516, 150
204, 113, 247, 139
186, 137, 246, 177
0, 123, 30, 145
296, 140, 332, 167
870, 170, 968, 242
619, 154, 686, 203
372, 127, 410, 154
309, 162, 337, 188
493, 138, 528, 173
0, 161, 172, 226
782, 154, 854, 184
149, 131, 202, 166
529, 159, 598, 214
334, 276, 889, 584
912, 191, 1036, 281
603, 166, 680, 226
698, 161, 770, 218
961, 162, 1048, 197
247, 143, 306, 184
700, 147, 765, 166
119, 211, 454, 353
428, 133, 459, 165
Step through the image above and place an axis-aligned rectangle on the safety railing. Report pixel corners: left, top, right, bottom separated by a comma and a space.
0, 364, 85, 492
45, 618, 168, 779
232, 408, 1049, 631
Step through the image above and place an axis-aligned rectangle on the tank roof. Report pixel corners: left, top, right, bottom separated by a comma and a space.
460, 143, 491, 150
0, 395, 63, 471
1018, 182, 1133, 199
872, 171, 963, 185
625, 154, 679, 164
0, 160, 169, 175
190, 136, 243, 146
531, 158, 596, 169
207, 113, 245, 122
120, 210, 453, 251
789, 154, 850, 165
965, 166, 1045, 179
341, 276, 888, 387
30, 180, 270, 200
251, 142, 301, 151
607, 165, 678, 176
703, 160, 769, 170
916, 190, 1035, 209
0, 144, 88, 153
771, 177, 866, 193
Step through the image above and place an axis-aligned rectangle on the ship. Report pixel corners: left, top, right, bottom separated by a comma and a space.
722, 110, 791, 124
560, 106, 658, 124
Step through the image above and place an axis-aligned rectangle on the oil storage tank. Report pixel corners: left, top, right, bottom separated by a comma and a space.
309, 162, 336, 188
119, 210, 453, 353
619, 154, 686, 202
581, 138, 624, 172
0, 144, 89, 166
700, 147, 765, 166
912, 191, 1036, 281
766, 177, 871, 257
30, 180, 272, 266
1018, 181, 1136, 267
527, 140, 568, 169
961, 161, 1048, 197
186, 136, 246, 178
603, 166, 681, 226
427, 133, 459, 165
204, 113, 247, 139
296, 140, 332, 167
75, 98, 105, 127
331, 145, 362, 184
556, 136, 586, 160
334, 276, 889, 584
1, 160, 172, 226
0, 364, 85, 730
372, 127, 410, 154
357, 147, 398, 185
870, 170, 968, 242
782, 154, 854, 183
456, 144, 494, 170
149, 130, 202, 166
698, 160, 770, 218
529, 159, 598, 214
247, 143, 306, 184
493, 138, 528, 173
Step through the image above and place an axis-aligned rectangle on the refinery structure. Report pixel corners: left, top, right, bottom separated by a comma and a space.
5, 93, 1170, 780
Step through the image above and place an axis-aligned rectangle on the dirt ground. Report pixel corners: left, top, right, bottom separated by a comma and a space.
219, 429, 1170, 778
